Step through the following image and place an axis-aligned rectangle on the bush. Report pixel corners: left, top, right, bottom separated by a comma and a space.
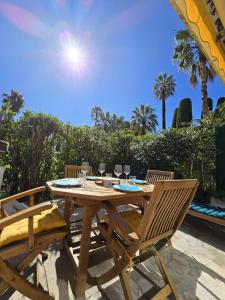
133, 129, 194, 178
1, 111, 60, 193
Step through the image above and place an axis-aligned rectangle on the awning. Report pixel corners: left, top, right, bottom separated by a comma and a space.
170, 0, 225, 84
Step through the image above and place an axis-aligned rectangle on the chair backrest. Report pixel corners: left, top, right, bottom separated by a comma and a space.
0, 167, 5, 190
64, 165, 93, 178
145, 169, 174, 185
137, 179, 198, 243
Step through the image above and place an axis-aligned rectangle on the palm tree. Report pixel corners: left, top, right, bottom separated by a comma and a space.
91, 106, 103, 127
153, 73, 175, 130
173, 30, 215, 118
103, 112, 112, 131
131, 104, 158, 135
1, 90, 24, 124
0, 90, 24, 140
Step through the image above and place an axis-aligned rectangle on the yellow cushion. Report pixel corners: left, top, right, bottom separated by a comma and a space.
103, 210, 143, 241
0, 204, 66, 248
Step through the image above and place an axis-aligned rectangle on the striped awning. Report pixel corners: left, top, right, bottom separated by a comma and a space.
170, 0, 225, 84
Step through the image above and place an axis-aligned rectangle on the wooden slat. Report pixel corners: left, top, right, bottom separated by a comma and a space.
0, 202, 52, 229
29, 194, 35, 207
0, 186, 46, 206
28, 216, 34, 250
145, 170, 174, 185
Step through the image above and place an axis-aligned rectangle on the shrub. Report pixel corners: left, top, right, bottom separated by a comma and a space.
0, 110, 217, 203
2, 111, 60, 193
215, 125, 225, 191
132, 129, 194, 178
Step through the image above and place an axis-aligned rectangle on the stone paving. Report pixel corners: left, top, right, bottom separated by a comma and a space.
3, 214, 225, 300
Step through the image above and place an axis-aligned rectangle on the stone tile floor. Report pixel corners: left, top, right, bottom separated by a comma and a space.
2, 214, 225, 300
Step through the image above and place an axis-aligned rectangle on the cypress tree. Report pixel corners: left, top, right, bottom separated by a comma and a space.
217, 97, 225, 108
178, 98, 192, 127
214, 97, 225, 119
176, 108, 182, 128
207, 98, 213, 111
172, 108, 179, 128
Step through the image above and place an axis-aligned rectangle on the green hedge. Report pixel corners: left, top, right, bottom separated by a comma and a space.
0, 111, 216, 201
215, 125, 225, 191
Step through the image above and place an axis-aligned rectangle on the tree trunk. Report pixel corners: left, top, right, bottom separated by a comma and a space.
201, 80, 208, 118
162, 97, 166, 129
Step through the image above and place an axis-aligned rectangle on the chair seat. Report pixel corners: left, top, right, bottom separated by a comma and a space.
0, 204, 66, 248
103, 210, 143, 241
190, 202, 225, 218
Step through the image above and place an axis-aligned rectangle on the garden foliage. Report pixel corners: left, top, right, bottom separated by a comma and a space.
0, 109, 216, 202
215, 125, 225, 191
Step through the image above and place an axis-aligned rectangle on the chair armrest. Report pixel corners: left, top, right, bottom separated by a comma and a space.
0, 201, 53, 229
101, 202, 140, 241
0, 186, 46, 207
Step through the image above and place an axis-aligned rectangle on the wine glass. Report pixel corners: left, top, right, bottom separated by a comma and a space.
114, 164, 123, 179
81, 162, 89, 186
98, 162, 106, 177
129, 176, 136, 185
124, 165, 130, 180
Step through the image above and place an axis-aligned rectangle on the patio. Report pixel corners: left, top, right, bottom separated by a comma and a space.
0, 1, 225, 299
3, 206, 225, 300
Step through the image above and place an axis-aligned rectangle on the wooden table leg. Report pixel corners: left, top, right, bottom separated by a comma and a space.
75, 206, 93, 298
64, 197, 74, 243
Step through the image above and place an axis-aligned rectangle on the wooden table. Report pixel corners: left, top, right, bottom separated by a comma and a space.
46, 179, 154, 298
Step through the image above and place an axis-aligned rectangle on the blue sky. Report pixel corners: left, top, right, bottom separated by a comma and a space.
0, 0, 224, 129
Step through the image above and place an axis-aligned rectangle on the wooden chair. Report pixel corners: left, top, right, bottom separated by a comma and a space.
0, 166, 30, 215
64, 165, 93, 228
146, 169, 174, 184
0, 187, 67, 299
64, 165, 93, 178
95, 179, 199, 300
130, 170, 175, 212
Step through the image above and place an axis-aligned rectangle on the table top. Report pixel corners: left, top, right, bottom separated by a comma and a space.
46, 179, 154, 201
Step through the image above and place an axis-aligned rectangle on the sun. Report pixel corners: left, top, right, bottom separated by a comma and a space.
59, 34, 91, 76
66, 46, 83, 65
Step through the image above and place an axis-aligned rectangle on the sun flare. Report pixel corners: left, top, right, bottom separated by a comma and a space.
66, 46, 83, 65
59, 32, 92, 76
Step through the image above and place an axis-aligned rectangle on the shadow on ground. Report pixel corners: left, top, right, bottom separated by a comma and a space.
53, 243, 225, 300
